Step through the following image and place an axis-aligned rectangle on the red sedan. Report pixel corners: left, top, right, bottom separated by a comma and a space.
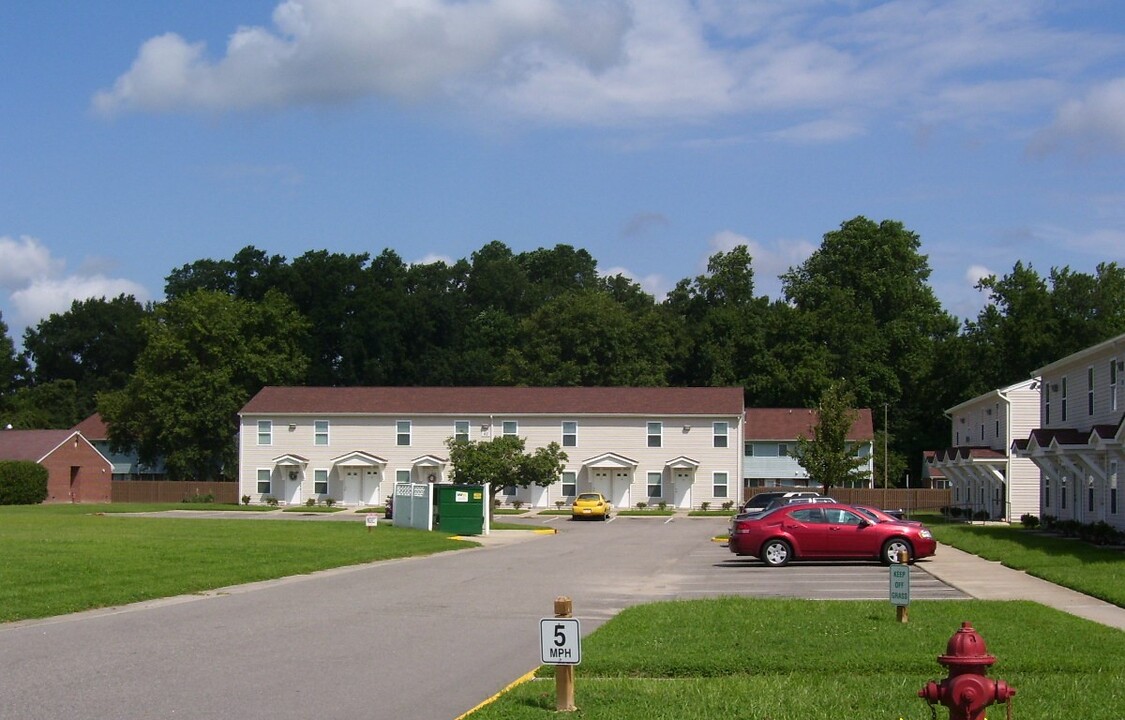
728, 502, 937, 566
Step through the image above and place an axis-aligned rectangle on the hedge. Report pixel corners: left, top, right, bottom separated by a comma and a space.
0, 461, 49, 505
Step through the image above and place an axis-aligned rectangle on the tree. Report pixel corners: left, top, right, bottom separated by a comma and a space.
792, 382, 871, 494
99, 290, 309, 480
445, 435, 568, 508
0, 311, 25, 399
20, 295, 149, 421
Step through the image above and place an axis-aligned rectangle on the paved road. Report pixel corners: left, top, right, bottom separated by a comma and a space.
0, 515, 964, 720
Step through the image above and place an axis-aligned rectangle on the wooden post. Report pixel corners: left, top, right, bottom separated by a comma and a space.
554, 596, 576, 712
896, 550, 909, 623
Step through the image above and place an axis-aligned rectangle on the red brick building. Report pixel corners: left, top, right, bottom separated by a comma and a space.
0, 430, 112, 503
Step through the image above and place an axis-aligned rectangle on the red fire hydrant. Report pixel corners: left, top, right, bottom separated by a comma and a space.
919, 622, 1016, 720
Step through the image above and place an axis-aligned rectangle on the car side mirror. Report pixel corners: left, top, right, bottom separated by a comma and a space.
857, 519, 870, 528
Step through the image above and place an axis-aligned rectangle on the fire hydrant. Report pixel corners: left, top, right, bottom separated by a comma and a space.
918, 622, 1016, 720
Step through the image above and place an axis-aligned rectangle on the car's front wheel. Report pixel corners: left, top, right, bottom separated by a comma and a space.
882, 538, 913, 565
761, 538, 792, 567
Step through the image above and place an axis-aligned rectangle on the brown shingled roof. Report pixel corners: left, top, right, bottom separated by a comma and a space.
0, 430, 76, 462
744, 407, 874, 441
241, 386, 746, 416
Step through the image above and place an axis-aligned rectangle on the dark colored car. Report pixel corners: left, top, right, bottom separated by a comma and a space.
728, 502, 936, 566
740, 491, 819, 514
852, 505, 922, 526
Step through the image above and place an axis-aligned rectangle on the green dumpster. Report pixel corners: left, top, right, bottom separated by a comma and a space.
435, 485, 486, 535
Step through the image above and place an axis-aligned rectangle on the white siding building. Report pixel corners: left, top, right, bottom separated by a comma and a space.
927, 379, 1040, 521
239, 386, 745, 510
1013, 333, 1125, 531
741, 408, 874, 496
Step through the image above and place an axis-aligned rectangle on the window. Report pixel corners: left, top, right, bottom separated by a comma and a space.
1044, 478, 1050, 509
1088, 367, 1095, 416
562, 421, 577, 447
454, 420, 470, 443
257, 420, 272, 446
744, 443, 754, 457
1111, 359, 1120, 412
1112, 462, 1119, 515
825, 508, 863, 525
778, 442, 789, 457
995, 404, 1000, 438
1044, 382, 1051, 425
1113, 488, 1119, 515
397, 420, 411, 446
790, 508, 826, 523
713, 422, 728, 448
1061, 479, 1067, 510
647, 472, 663, 499
503, 485, 517, 497
396, 469, 410, 484
314, 420, 329, 446
955, 485, 960, 502
502, 421, 518, 437
647, 422, 662, 448
561, 472, 576, 498
314, 469, 328, 495
1061, 377, 1068, 422
1088, 486, 1095, 513
257, 469, 271, 494
712, 471, 728, 499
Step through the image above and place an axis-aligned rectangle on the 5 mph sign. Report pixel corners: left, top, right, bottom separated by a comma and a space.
540, 618, 582, 665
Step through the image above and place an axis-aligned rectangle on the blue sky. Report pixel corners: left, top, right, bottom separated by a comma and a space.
2, 1, 1124, 345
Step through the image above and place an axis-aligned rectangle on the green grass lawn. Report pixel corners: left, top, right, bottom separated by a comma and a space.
468, 598, 1125, 720
924, 519, 1125, 607
0, 504, 473, 623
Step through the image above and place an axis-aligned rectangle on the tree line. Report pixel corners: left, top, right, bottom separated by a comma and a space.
1, 216, 1122, 482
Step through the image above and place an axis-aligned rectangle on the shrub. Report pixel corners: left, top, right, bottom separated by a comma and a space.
512, 500, 524, 510
264, 496, 279, 507
325, 497, 336, 507
1041, 514, 1057, 530
972, 509, 990, 521
306, 497, 316, 507
658, 502, 667, 511
721, 501, 734, 511
241, 494, 251, 505
183, 491, 215, 504
636, 502, 647, 510
700, 502, 711, 512
555, 500, 565, 509
0, 461, 48, 505
1020, 514, 1040, 528
1056, 519, 1082, 537
1078, 521, 1120, 546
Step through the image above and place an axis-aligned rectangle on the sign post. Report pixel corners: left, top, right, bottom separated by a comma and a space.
889, 551, 910, 623
540, 596, 580, 712
364, 514, 378, 532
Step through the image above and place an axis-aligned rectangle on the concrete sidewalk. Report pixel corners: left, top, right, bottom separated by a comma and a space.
921, 542, 1125, 631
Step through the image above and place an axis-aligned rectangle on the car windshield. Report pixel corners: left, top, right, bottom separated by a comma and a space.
576, 493, 601, 501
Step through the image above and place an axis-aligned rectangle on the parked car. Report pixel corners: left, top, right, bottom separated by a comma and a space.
571, 492, 612, 520
728, 494, 832, 535
740, 490, 820, 514
728, 502, 936, 566
852, 505, 922, 526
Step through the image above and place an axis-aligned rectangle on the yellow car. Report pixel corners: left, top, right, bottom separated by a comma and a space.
571, 492, 612, 520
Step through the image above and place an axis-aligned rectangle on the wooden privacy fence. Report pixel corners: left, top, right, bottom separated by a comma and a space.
744, 487, 951, 513
111, 480, 240, 504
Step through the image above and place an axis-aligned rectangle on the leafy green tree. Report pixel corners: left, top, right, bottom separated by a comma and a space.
502, 289, 675, 386
0, 311, 24, 399
20, 295, 148, 421
792, 381, 871, 494
2, 380, 83, 429
99, 290, 309, 480
445, 435, 568, 508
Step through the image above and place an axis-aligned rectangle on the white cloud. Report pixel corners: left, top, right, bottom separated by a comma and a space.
0, 236, 152, 337
10, 276, 151, 329
600, 265, 668, 299
93, 0, 633, 116
965, 264, 994, 287
1031, 77, 1125, 156
0, 236, 64, 290
92, 0, 1125, 144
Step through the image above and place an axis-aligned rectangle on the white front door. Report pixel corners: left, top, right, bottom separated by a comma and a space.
592, 470, 611, 499
287, 472, 302, 505
343, 469, 361, 505
673, 470, 693, 509
363, 469, 380, 505
612, 470, 631, 509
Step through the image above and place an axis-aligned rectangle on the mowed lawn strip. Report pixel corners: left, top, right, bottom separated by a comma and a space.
923, 518, 1125, 607
0, 504, 472, 623
470, 598, 1125, 720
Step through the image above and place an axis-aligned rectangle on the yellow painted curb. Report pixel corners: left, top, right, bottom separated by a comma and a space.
711, 536, 729, 543
453, 667, 538, 720
533, 528, 558, 535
